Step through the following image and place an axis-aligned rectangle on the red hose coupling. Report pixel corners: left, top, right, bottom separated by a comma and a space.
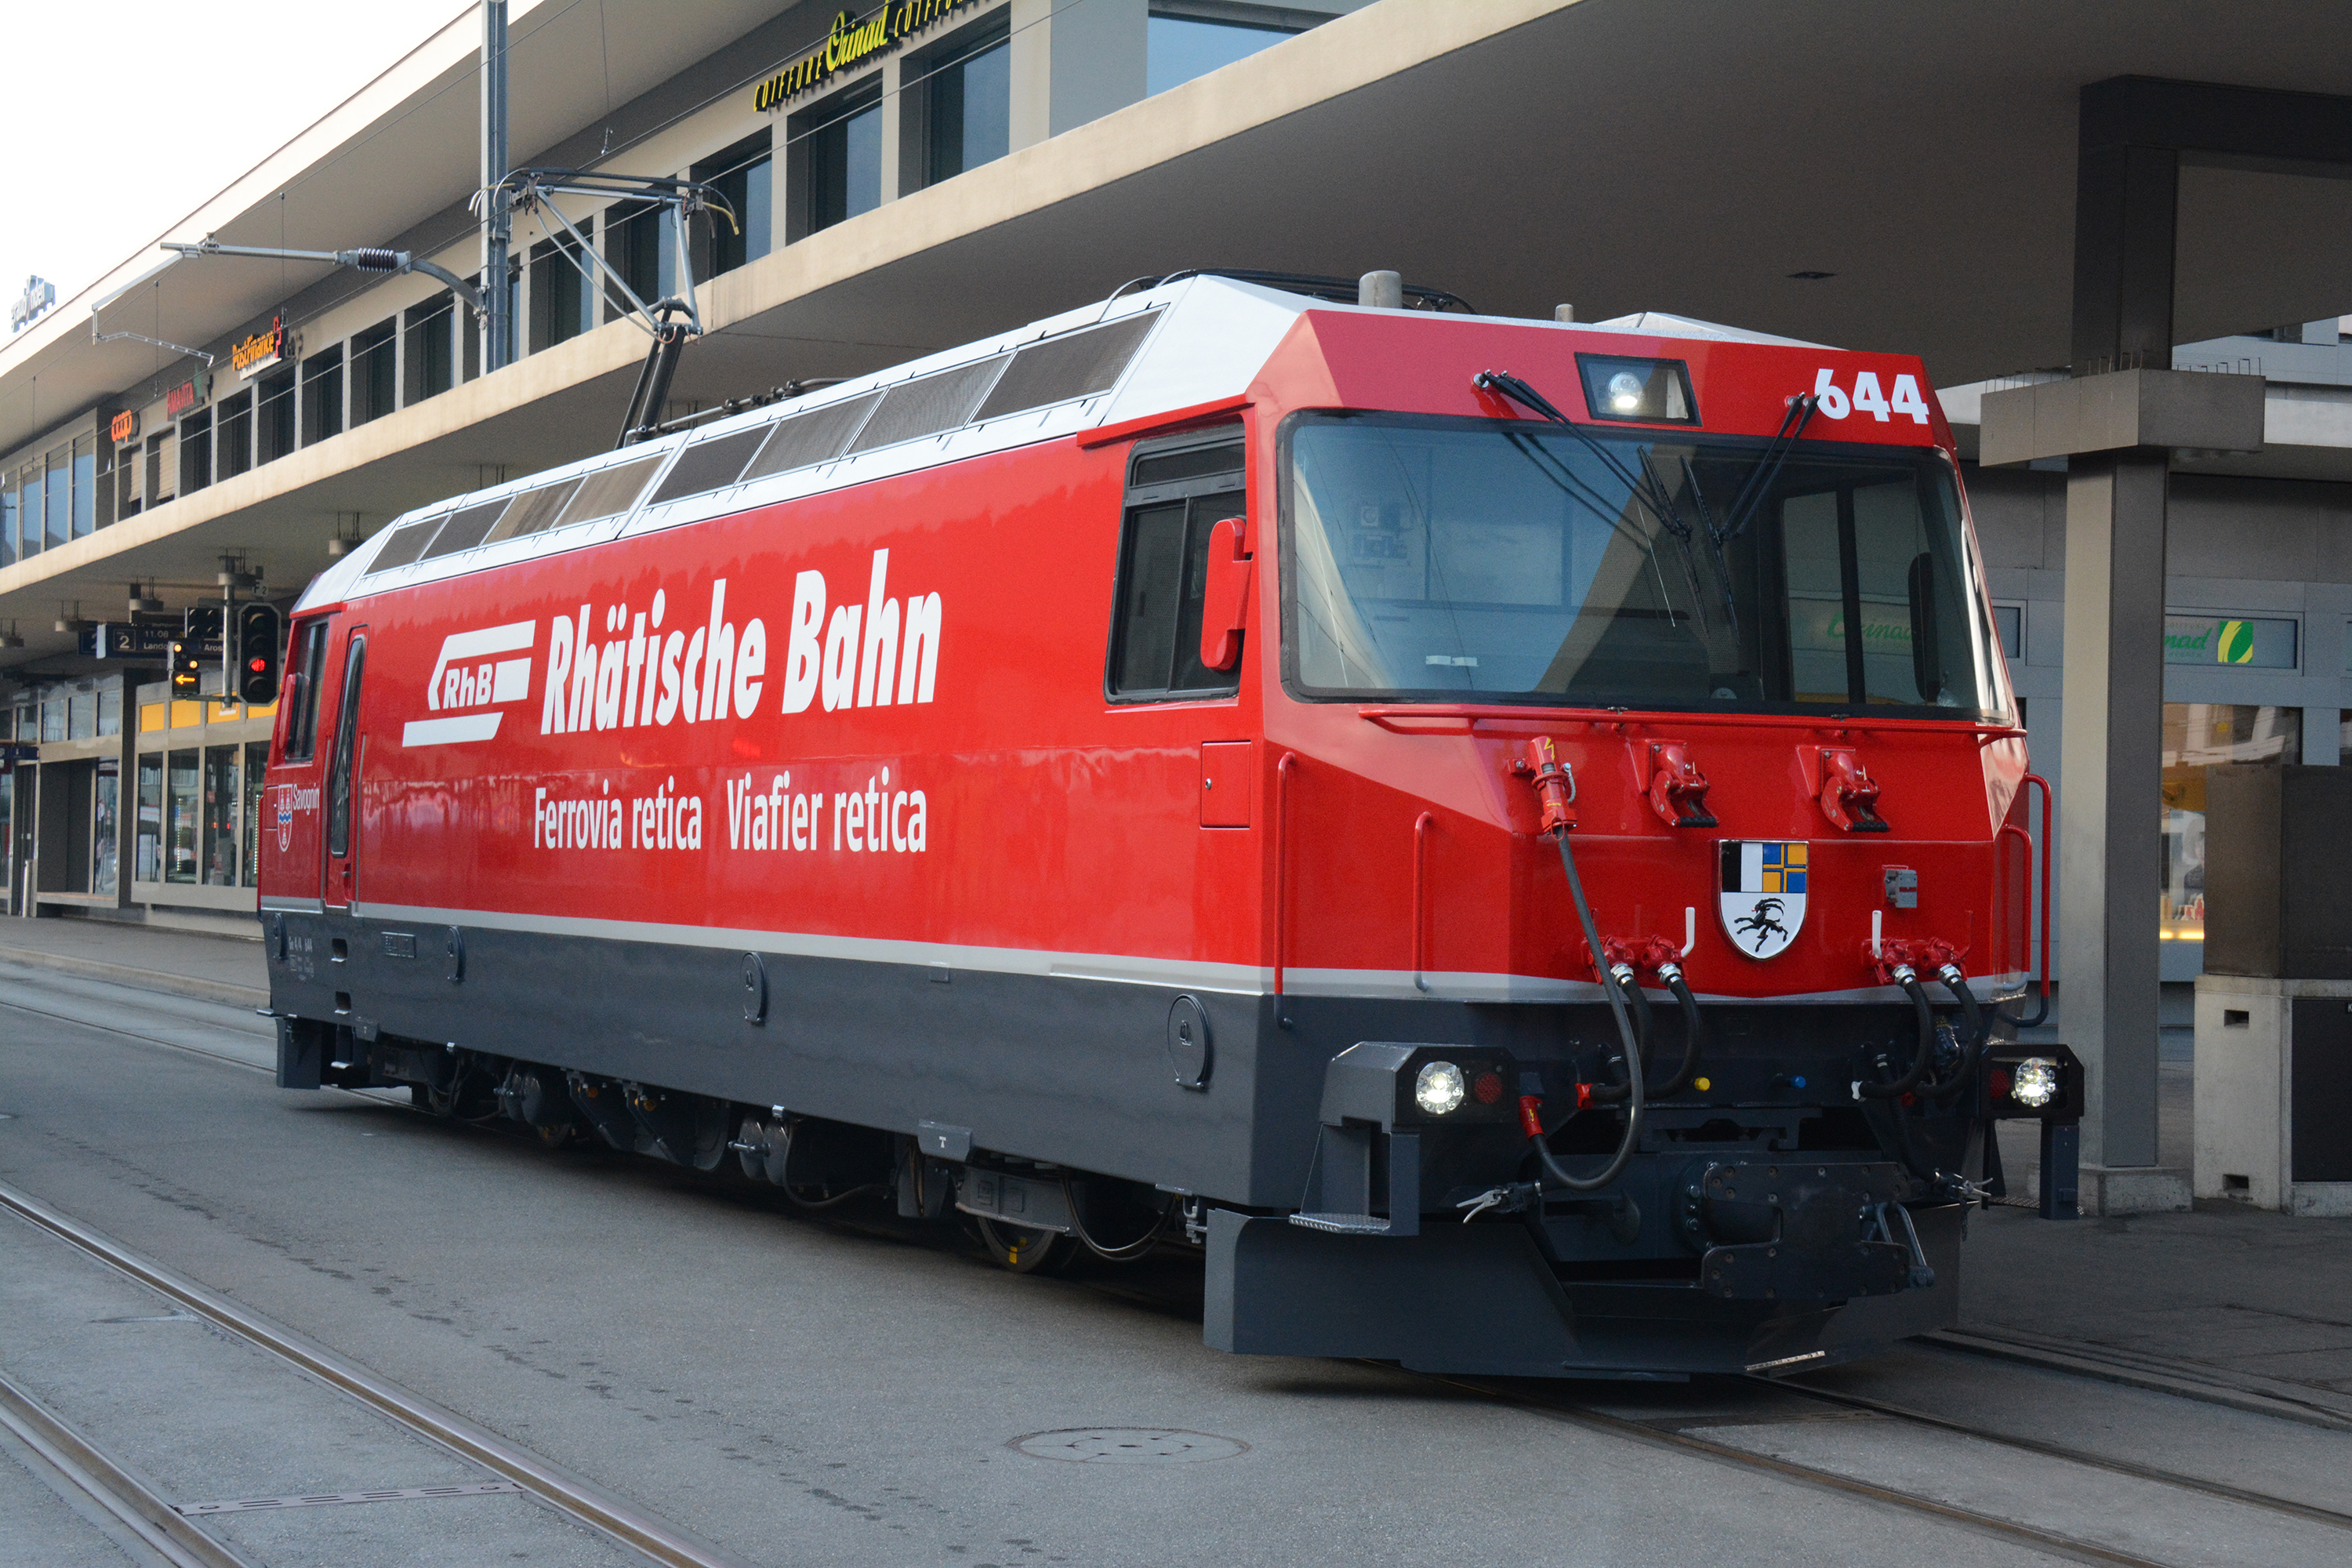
1868, 935, 1965, 985
1514, 736, 1577, 834
1598, 934, 1686, 981
1518, 1094, 1546, 1138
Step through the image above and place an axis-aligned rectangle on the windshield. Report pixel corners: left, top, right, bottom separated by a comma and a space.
1283, 412, 2003, 717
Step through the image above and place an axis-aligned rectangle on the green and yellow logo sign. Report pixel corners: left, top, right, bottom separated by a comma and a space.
2162, 614, 2296, 669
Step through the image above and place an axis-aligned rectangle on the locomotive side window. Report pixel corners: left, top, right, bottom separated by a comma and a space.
325, 635, 365, 858
1109, 430, 1246, 701
281, 619, 332, 763
1282, 412, 2001, 717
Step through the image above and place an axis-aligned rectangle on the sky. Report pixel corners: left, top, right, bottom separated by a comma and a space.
0, 0, 471, 327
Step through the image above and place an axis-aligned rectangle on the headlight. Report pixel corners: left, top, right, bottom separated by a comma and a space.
2012, 1056, 2059, 1109
1414, 1060, 1466, 1116
1606, 371, 1644, 412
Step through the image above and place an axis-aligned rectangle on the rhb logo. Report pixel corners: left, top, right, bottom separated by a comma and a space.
402, 621, 535, 748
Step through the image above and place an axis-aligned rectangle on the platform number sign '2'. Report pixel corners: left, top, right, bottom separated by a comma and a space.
1812, 368, 1932, 424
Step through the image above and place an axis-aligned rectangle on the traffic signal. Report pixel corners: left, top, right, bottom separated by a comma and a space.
235, 603, 284, 703
169, 638, 202, 695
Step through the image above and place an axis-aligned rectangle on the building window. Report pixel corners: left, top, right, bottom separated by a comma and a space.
217, 390, 254, 480
45, 445, 70, 547
165, 748, 200, 883
41, 698, 64, 742
258, 368, 296, 463
301, 345, 344, 445
529, 227, 595, 352
136, 754, 162, 883
1, 472, 16, 567
92, 759, 118, 898
204, 744, 239, 886
920, 20, 1011, 186
605, 201, 677, 321
404, 295, 455, 403
243, 741, 267, 888
1147, 7, 1298, 96
71, 435, 96, 536
696, 132, 772, 274
180, 408, 213, 495
2162, 704, 2300, 946
98, 686, 122, 737
144, 431, 176, 513
800, 89, 881, 237
350, 318, 397, 425
67, 691, 93, 740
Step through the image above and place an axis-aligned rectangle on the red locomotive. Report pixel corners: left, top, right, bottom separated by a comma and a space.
260, 273, 2074, 1377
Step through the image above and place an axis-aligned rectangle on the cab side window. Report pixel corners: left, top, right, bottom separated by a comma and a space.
1108, 429, 1245, 701
281, 619, 332, 762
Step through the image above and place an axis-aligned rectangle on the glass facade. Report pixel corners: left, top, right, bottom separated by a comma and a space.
243, 741, 268, 888
165, 748, 200, 883
806, 96, 880, 234
204, 744, 240, 885
926, 31, 1011, 183
1147, 13, 1294, 96
92, 760, 118, 898
699, 132, 773, 272
136, 754, 162, 884
2160, 703, 2300, 944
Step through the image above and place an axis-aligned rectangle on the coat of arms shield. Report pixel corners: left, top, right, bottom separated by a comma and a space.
1719, 841, 1806, 959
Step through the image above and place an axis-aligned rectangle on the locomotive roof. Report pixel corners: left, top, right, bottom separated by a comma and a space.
300, 278, 1849, 613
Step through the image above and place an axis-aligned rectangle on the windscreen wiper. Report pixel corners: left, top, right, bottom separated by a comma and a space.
1715, 393, 1819, 546
1473, 370, 1688, 539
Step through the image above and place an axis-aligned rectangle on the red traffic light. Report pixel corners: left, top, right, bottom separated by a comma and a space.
249, 656, 267, 672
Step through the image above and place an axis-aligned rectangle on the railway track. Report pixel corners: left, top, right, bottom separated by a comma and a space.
8, 964, 2347, 1567
1417, 1366, 2352, 1568
0, 1178, 751, 1568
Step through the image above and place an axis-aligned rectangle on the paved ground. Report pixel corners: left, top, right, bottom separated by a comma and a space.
1, 931, 2348, 1566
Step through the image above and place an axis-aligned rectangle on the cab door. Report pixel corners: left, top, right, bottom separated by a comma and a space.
321, 626, 368, 910
265, 616, 334, 902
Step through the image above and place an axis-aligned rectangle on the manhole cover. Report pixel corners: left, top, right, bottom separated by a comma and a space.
1008, 1428, 1248, 1465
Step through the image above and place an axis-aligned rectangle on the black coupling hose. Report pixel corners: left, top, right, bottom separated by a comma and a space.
1857, 967, 1937, 1099
1584, 964, 1653, 1104
1654, 966, 1707, 1098
1927, 964, 1987, 1098
1530, 829, 1645, 1192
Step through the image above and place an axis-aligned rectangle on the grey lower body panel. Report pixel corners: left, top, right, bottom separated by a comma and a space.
1203, 1204, 1963, 1378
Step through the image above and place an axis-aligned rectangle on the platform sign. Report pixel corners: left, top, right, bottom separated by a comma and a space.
82, 622, 208, 660
0, 742, 36, 774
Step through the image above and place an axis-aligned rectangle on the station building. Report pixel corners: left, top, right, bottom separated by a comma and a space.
3, 0, 2351, 1198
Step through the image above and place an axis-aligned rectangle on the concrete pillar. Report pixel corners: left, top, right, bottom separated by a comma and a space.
1982, 365, 2266, 1209
2056, 450, 2170, 1169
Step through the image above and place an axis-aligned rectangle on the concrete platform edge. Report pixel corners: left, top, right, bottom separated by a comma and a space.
0, 948, 267, 1011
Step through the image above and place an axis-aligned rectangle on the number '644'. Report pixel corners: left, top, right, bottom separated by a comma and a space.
1813, 367, 1932, 425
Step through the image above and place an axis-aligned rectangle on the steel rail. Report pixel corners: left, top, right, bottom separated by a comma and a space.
1416, 1371, 2176, 1568
0, 1180, 752, 1568
1767, 1377, 2352, 1535
0, 1368, 253, 1568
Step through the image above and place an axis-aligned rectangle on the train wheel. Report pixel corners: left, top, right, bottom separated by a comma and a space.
975, 1218, 1072, 1274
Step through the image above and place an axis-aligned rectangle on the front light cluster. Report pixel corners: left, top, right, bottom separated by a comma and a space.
2010, 1056, 2060, 1109
1414, 1060, 1466, 1116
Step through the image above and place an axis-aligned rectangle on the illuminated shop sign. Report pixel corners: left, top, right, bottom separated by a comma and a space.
109, 409, 140, 445
751, 0, 979, 111
231, 314, 292, 380
2163, 614, 2296, 669
164, 368, 212, 420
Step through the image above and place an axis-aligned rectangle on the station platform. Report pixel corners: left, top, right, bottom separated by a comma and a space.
0, 912, 263, 1009
1, 914, 2343, 1422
